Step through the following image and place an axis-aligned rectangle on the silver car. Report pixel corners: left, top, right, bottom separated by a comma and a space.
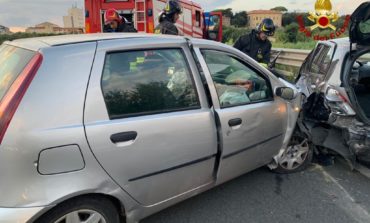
295, 2, 370, 169
0, 33, 302, 223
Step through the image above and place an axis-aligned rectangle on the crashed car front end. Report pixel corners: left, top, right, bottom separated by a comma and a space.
295, 36, 370, 169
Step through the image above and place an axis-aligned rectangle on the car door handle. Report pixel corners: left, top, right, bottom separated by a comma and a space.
228, 118, 242, 127
110, 131, 138, 144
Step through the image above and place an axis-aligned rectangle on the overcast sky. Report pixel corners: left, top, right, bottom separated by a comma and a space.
0, 0, 367, 31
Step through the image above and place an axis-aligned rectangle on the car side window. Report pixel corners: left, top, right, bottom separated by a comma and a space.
101, 49, 200, 119
359, 19, 370, 35
309, 44, 333, 76
201, 50, 273, 108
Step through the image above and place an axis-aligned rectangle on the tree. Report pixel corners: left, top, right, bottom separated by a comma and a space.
213, 8, 233, 18
271, 6, 288, 13
282, 12, 311, 27
222, 26, 250, 43
232, 11, 248, 27
285, 23, 300, 43
282, 12, 298, 26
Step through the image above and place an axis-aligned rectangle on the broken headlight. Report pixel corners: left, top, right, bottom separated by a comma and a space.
326, 88, 356, 116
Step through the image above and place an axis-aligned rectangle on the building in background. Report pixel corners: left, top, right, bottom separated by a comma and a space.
26, 22, 83, 34
247, 10, 282, 29
0, 25, 11, 34
63, 6, 84, 32
26, 22, 60, 33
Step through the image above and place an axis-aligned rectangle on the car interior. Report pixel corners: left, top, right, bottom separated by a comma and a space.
101, 49, 199, 117
212, 65, 269, 100
351, 57, 370, 118
201, 51, 270, 107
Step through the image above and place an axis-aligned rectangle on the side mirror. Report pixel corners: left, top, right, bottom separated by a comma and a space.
275, 87, 295, 100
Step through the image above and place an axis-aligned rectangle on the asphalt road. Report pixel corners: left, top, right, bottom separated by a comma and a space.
142, 161, 370, 223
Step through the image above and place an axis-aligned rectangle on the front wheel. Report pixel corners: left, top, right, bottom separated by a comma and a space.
35, 196, 121, 223
273, 132, 313, 174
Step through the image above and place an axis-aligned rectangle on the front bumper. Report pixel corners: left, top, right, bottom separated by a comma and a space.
0, 206, 44, 223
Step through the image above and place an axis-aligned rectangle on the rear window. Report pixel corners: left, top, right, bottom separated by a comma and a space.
308, 44, 334, 76
0, 45, 35, 101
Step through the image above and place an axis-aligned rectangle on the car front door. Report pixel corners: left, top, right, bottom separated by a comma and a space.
84, 38, 217, 206
193, 46, 288, 184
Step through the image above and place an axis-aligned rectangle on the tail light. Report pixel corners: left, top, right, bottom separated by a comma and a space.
0, 53, 43, 144
326, 87, 356, 116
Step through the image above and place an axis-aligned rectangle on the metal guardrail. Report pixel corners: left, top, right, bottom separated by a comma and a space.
272, 48, 311, 68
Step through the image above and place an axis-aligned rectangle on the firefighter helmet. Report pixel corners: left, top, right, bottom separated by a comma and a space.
164, 0, 182, 15
257, 18, 275, 36
104, 8, 121, 25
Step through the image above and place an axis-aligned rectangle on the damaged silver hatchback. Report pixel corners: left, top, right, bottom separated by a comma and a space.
294, 2, 370, 169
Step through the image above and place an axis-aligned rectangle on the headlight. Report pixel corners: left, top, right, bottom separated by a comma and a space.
326, 88, 356, 116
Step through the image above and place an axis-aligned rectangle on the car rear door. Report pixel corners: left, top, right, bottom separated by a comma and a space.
192, 42, 288, 184
84, 38, 217, 206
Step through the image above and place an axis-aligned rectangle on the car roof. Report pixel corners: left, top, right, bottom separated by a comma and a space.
328, 37, 350, 47
4, 33, 188, 51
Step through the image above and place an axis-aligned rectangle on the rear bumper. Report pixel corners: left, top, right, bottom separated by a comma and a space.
345, 123, 370, 164
0, 206, 44, 223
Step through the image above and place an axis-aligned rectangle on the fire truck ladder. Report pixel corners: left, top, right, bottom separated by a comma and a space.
135, 0, 147, 32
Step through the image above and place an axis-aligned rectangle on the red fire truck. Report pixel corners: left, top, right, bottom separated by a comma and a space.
84, 0, 223, 41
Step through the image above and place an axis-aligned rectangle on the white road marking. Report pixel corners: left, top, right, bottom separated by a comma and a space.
315, 164, 370, 223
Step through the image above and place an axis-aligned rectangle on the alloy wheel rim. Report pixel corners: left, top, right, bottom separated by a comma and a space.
54, 209, 107, 223
279, 136, 309, 170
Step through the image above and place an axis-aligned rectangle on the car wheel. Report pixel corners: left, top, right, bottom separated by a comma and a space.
273, 132, 313, 174
35, 196, 121, 223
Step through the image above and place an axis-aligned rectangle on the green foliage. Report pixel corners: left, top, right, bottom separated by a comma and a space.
104, 82, 178, 116
275, 28, 288, 43
270, 6, 288, 12
232, 11, 248, 27
359, 20, 370, 33
275, 65, 299, 82
282, 12, 311, 27
223, 25, 315, 49
283, 12, 299, 27
0, 32, 64, 45
272, 41, 316, 50
285, 23, 300, 43
213, 8, 233, 18
222, 26, 250, 44
212, 8, 248, 27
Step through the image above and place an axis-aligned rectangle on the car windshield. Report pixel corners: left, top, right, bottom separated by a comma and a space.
0, 45, 35, 101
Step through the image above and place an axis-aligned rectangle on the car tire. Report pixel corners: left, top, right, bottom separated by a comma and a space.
35, 196, 121, 223
273, 131, 313, 174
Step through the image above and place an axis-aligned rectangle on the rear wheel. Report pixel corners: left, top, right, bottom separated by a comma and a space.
35, 196, 120, 223
273, 132, 313, 174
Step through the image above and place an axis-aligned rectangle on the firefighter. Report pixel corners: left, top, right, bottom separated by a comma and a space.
154, 0, 182, 35
103, 8, 137, 33
233, 18, 275, 65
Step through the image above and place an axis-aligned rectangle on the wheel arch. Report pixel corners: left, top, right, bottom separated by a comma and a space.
31, 193, 126, 223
